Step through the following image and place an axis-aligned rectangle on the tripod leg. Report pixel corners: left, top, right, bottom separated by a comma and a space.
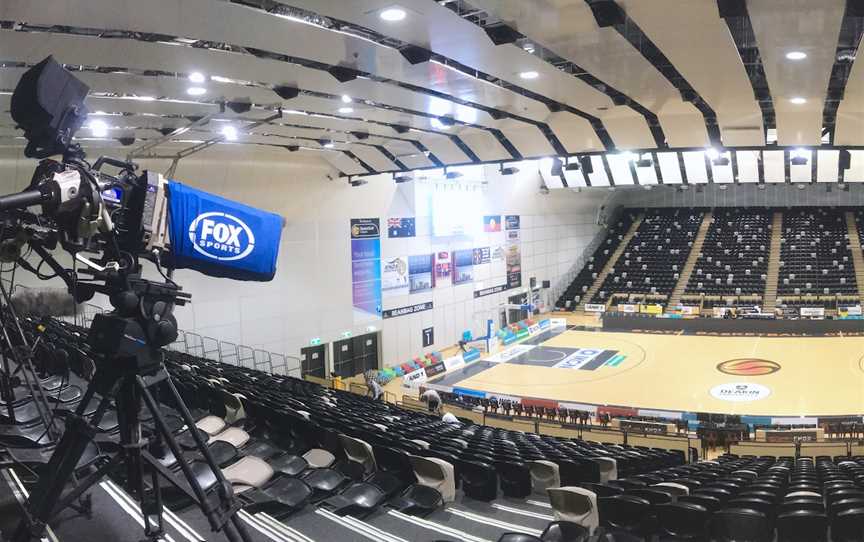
137, 369, 250, 542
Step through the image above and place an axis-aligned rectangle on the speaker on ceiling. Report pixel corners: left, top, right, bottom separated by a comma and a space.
400, 45, 433, 65
839, 149, 852, 170
579, 155, 594, 174
483, 23, 523, 45
328, 66, 360, 83
273, 85, 300, 100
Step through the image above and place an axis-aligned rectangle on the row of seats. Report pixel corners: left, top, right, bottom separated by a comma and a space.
778, 207, 856, 295
594, 209, 705, 304
685, 208, 771, 296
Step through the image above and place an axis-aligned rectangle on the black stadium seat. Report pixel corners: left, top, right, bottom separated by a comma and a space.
710, 508, 772, 542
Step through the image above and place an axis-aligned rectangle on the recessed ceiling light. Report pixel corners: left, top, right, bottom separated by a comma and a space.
186, 87, 206, 96
188, 71, 206, 83
341, 94, 352, 103
786, 51, 807, 60
519, 70, 539, 80
221, 126, 238, 141
338, 106, 354, 114
790, 97, 807, 105
90, 120, 108, 137
522, 43, 535, 54
323, 142, 335, 148
706, 147, 720, 160
380, 7, 407, 21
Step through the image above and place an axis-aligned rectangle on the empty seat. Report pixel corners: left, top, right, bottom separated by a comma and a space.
592, 457, 617, 482
530, 460, 561, 495
462, 461, 498, 501
222, 455, 274, 494
547, 487, 599, 535
776, 510, 827, 542
497, 461, 532, 498
242, 477, 313, 519
195, 415, 227, 436
538, 521, 589, 542
303, 448, 336, 469
653, 482, 689, 498
388, 484, 444, 517
409, 455, 456, 503
321, 482, 386, 518
338, 434, 376, 475
710, 508, 772, 542
598, 494, 651, 535
656, 502, 710, 540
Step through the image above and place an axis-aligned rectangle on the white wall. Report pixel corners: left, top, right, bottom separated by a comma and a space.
0, 146, 605, 368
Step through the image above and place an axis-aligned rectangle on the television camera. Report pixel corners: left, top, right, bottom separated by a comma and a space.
0, 56, 283, 542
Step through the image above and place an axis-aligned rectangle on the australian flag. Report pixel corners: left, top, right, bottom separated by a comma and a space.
388, 217, 416, 238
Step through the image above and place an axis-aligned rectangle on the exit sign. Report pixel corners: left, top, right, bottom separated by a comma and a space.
341, 331, 353, 338
310, 338, 321, 346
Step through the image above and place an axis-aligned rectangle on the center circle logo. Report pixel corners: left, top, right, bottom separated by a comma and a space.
188, 211, 255, 262
717, 358, 781, 376
710, 382, 771, 402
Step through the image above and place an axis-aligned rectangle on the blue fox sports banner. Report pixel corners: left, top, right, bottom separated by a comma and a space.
387, 217, 416, 238
167, 182, 282, 281
350, 218, 382, 320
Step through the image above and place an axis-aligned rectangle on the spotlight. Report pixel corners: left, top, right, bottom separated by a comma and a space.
221, 126, 238, 141
90, 120, 108, 137
394, 172, 412, 183
158, 127, 175, 136
488, 110, 507, 120
286, 145, 300, 152
380, 7, 407, 21
186, 87, 206, 96
393, 124, 410, 134
757, 184, 767, 190
546, 102, 565, 113
437, 115, 455, 127
713, 156, 730, 166
188, 71, 206, 83
273, 85, 301, 100
351, 131, 370, 140
117, 136, 135, 146
350, 178, 368, 187
797, 184, 806, 190
500, 165, 519, 175
565, 161, 580, 171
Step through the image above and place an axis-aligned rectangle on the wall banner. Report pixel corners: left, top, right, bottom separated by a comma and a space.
505, 236, 522, 289
387, 217, 416, 238
474, 283, 507, 298
505, 215, 520, 230
453, 248, 475, 285
350, 218, 381, 319
381, 256, 409, 297
382, 301, 434, 319
473, 247, 490, 265
408, 254, 434, 293
434, 251, 451, 285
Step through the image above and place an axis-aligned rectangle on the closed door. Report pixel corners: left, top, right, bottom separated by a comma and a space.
332, 338, 355, 378
300, 344, 326, 378
353, 333, 379, 374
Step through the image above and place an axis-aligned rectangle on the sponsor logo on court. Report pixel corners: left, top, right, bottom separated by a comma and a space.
710, 382, 771, 402
717, 358, 781, 376
485, 344, 535, 363
555, 348, 614, 370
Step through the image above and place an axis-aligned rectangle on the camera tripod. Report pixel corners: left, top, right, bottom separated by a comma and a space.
11, 310, 252, 542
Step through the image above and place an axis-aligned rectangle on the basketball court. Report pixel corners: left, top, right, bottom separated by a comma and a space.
433, 328, 864, 417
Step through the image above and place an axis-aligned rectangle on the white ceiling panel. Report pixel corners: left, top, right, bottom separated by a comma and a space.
414, 134, 470, 165
498, 125, 554, 158
763, 150, 786, 183
849, 150, 864, 183
586, 156, 611, 187
634, 162, 659, 185
683, 151, 709, 184
561, 164, 588, 188
657, 152, 683, 184
321, 151, 369, 176
599, 113, 658, 150
607, 154, 635, 186
789, 150, 813, 183
456, 129, 511, 162
545, 114, 605, 153
748, 0, 846, 145
834, 40, 864, 145
621, 0, 764, 146
347, 145, 398, 172
736, 151, 760, 183
817, 150, 840, 182
656, 108, 711, 148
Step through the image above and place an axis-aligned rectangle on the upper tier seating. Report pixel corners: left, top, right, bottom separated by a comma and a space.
777, 207, 856, 297
556, 211, 637, 309
685, 208, 771, 298
593, 209, 704, 304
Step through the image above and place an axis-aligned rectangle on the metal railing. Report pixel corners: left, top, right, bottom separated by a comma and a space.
165, 328, 301, 377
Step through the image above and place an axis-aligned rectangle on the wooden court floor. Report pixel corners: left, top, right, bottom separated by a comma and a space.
454, 330, 864, 417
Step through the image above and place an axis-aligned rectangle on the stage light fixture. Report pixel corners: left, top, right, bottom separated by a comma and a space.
484, 23, 523, 45
635, 154, 653, 168
706, 147, 720, 160
117, 136, 135, 146
158, 127, 175, 136
500, 165, 519, 175
579, 156, 594, 174
351, 131, 369, 140
328, 66, 360, 83
565, 161, 581, 171
350, 177, 368, 187
286, 145, 300, 152
319, 138, 334, 148
393, 124, 410, 134
839, 149, 852, 170
841, 182, 849, 192
394, 172, 412, 183
437, 115, 455, 126
791, 148, 808, 166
